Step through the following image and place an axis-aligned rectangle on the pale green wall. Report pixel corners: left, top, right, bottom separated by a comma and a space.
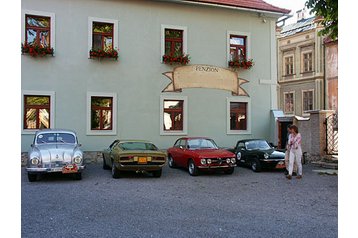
21, 0, 279, 151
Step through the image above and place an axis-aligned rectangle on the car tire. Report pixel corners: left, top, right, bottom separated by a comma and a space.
27, 173, 37, 182
168, 155, 176, 168
111, 161, 121, 179
73, 172, 82, 180
224, 167, 234, 175
102, 155, 110, 170
188, 159, 199, 176
152, 169, 162, 178
251, 159, 262, 172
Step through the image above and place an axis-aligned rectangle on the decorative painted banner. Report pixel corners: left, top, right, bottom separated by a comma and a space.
162, 65, 249, 96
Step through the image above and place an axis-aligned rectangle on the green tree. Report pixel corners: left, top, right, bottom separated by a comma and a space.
306, 0, 338, 40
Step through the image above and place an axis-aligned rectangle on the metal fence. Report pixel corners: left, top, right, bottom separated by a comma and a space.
325, 113, 338, 155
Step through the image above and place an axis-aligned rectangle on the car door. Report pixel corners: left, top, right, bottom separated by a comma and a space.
104, 140, 119, 165
176, 139, 189, 167
236, 141, 248, 164
244, 141, 258, 166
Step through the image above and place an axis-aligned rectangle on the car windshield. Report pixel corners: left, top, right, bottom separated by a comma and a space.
36, 133, 76, 144
119, 142, 158, 151
187, 138, 218, 150
245, 140, 271, 151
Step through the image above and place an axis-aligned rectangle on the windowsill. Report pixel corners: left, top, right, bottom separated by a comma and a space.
227, 130, 251, 135
86, 130, 117, 136
22, 129, 39, 135
283, 74, 296, 77
160, 131, 187, 136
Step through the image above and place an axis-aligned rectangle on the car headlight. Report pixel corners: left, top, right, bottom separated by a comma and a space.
200, 159, 207, 165
236, 152, 241, 160
264, 153, 269, 159
226, 158, 231, 164
231, 158, 236, 164
31, 157, 40, 165
207, 159, 212, 164
74, 155, 82, 164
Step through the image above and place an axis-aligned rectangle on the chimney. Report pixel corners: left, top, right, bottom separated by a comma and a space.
296, 7, 307, 22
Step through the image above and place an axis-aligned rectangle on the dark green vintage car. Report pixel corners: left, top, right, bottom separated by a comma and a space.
102, 140, 167, 178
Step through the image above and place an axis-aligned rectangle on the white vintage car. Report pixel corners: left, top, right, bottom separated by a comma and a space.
26, 129, 85, 182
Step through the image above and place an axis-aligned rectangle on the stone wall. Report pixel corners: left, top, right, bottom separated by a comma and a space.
294, 110, 335, 159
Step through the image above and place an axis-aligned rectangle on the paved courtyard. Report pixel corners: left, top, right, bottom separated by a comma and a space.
21, 163, 337, 238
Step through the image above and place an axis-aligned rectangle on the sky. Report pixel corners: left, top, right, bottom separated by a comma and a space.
264, 0, 312, 24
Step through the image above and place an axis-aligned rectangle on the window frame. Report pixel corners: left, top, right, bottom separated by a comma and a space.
301, 51, 314, 73
21, 9, 56, 53
88, 17, 118, 58
161, 25, 187, 62
284, 55, 294, 76
302, 89, 314, 115
283, 91, 295, 115
22, 90, 56, 135
227, 97, 251, 135
87, 92, 117, 135
227, 31, 251, 63
160, 95, 188, 136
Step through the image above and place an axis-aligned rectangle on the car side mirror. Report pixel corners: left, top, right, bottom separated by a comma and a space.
179, 145, 184, 150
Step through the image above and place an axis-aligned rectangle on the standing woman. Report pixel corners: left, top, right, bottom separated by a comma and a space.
286, 125, 303, 179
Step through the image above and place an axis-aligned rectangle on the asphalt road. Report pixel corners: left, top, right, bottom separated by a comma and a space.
21, 163, 337, 238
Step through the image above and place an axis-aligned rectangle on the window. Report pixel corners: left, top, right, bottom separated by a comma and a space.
22, 91, 55, 133
302, 52, 313, 72
229, 35, 247, 61
230, 102, 247, 130
24, 95, 51, 129
164, 29, 183, 57
160, 95, 188, 135
91, 97, 113, 130
88, 17, 118, 57
161, 25, 187, 61
25, 15, 51, 47
284, 56, 294, 75
284, 92, 295, 114
87, 92, 117, 135
302, 90, 314, 113
22, 10, 56, 50
227, 97, 251, 134
92, 22, 114, 51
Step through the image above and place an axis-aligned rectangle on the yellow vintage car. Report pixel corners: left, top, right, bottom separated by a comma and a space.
102, 140, 167, 178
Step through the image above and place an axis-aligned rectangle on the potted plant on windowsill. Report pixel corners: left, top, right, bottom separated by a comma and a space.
162, 54, 190, 65
228, 58, 254, 70
89, 48, 119, 60
21, 43, 54, 57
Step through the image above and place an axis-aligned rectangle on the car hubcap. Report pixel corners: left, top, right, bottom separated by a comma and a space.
169, 157, 173, 166
189, 162, 194, 174
252, 162, 256, 170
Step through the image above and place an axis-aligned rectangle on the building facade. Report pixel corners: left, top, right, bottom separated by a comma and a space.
21, 0, 289, 153
277, 12, 325, 118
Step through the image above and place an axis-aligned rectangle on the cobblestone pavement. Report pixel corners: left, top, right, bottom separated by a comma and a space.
21, 163, 337, 238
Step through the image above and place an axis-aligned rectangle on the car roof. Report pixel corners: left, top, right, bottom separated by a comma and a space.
178, 137, 212, 140
118, 140, 154, 144
238, 139, 268, 143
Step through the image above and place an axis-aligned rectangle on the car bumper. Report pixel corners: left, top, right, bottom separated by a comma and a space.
27, 165, 85, 173
197, 164, 236, 169
115, 163, 165, 171
261, 160, 285, 169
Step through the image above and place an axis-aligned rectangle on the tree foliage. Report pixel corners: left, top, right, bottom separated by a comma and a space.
306, 0, 338, 40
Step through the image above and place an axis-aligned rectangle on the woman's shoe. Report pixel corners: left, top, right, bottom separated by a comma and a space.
296, 175, 302, 179
286, 175, 292, 180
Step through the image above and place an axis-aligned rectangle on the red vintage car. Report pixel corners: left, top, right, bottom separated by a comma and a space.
167, 137, 236, 176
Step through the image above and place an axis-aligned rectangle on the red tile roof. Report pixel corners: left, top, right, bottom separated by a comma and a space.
183, 0, 291, 14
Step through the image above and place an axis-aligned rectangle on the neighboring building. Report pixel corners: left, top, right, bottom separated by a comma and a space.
277, 9, 325, 118
324, 38, 338, 112
21, 0, 289, 154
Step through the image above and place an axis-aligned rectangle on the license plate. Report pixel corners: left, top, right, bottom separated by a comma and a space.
62, 164, 78, 174
138, 157, 147, 164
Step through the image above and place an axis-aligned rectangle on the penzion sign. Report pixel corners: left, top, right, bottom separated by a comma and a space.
162, 65, 249, 96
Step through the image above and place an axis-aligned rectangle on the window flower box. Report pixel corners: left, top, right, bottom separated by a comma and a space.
21, 43, 54, 57
228, 58, 254, 70
162, 54, 190, 65
89, 48, 119, 60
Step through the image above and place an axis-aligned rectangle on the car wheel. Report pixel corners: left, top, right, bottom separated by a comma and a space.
251, 159, 262, 172
111, 161, 121, 179
27, 173, 38, 182
224, 167, 234, 175
102, 155, 110, 170
188, 159, 199, 176
73, 172, 82, 180
168, 155, 176, 168
152, 169, 162, 178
